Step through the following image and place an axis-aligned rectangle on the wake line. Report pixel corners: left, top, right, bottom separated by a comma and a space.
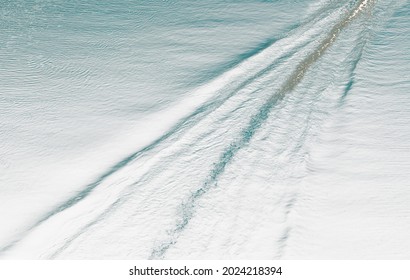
0, 0, 369, 258
150, 0, 374, 259
0, 13, 313, 256
46, 44, 313, 259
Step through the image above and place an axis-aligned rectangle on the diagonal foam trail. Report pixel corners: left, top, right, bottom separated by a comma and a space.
0, 0, 368, 259
150, 0, 375, 259
0, 34, 310, 256
45, 43, 312, 259
0, 7, 331, 257
0, 33, 296, 256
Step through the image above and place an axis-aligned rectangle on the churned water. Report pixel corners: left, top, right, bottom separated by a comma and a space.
0, 0, 409, 259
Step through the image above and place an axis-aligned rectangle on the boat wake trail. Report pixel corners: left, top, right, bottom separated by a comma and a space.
150, 0, 375, 259
1, 0, 376, 259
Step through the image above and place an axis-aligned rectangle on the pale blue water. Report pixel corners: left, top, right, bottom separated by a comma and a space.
0, 0, 409, 259
1, 0, 307, 191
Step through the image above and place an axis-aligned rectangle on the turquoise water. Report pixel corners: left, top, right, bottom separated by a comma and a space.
1, 0, 409, 259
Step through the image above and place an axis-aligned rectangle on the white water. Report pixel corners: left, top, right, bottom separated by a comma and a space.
1, 0, 409, 259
